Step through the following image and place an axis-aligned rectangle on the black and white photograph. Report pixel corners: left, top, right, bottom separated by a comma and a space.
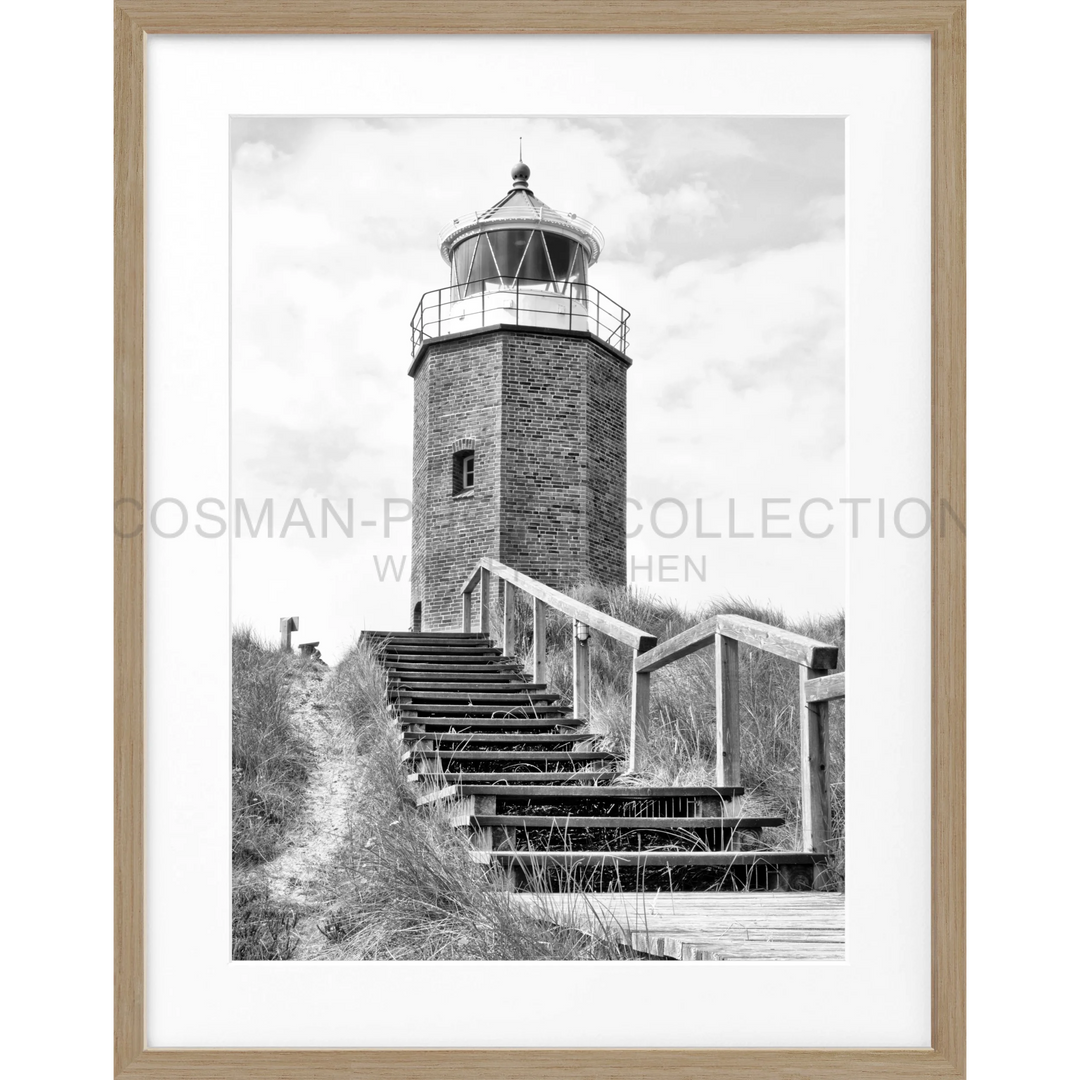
230, 116, 849, 962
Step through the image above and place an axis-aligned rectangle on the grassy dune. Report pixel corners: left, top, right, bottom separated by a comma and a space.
230, 587, 845, 959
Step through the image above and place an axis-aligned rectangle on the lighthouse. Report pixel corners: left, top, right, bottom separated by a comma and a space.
408, 160, 633, 630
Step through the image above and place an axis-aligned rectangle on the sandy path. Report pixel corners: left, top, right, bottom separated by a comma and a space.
254, 665, 361, 958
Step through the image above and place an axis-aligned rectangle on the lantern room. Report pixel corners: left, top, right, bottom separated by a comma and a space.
410, 161, 628, 355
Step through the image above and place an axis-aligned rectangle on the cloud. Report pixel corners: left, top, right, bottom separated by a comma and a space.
234, 139, 291, 170
229, 116, 846, 660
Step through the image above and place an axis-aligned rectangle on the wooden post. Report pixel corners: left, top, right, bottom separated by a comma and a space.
279, 616, 298, 652
502, 582, 516, 658
462, 587, 472, 633
532, 598, 547, 684
479, 568, 491, 635
799, 665, 831, 863
572, 620, 590, 721
629, 660, 651, 774
715, 634, 741, 788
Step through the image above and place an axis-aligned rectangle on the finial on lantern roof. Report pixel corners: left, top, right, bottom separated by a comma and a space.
510, 155, 531, 191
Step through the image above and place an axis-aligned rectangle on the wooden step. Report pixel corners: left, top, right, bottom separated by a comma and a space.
417, 784, 744, 807
392, 682, 545, 693
466, 815, 783, 831
397, 691, 562, 704
363, 631, 490, 641
408, 771, 616, 786
385, 663, 521, 674
400, 717, 584, 732
385, 658, 515, 668
380, 645, 504, 655
389, 672, 528, 684
400, 732, 600, 747
400, 704, 571, 716
476, 850, 823, 892
472, 850, 823, 868
405, 750, 618, 765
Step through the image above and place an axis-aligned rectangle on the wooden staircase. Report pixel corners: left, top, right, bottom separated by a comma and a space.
360, 628, 826, 892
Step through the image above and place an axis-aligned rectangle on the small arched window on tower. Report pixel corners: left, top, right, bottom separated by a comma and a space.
452, 439, 476, 495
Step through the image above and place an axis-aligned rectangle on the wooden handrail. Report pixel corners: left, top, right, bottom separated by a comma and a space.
461, 558, 657, 723
628, 610, 843, 884
461, 558, 657, 652
635, 614, 838, 674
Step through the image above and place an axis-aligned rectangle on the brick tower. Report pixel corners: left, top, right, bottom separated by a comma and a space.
408, 160, 632, 630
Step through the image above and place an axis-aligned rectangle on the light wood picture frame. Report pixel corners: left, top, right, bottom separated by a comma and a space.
114, 2, 965, 1076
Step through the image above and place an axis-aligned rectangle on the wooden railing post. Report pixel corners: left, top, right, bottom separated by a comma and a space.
572, 620, 591, 721
479, 568, 491, 635
502, 581, 516, 657
532, 598, 547, 683
799, 665, 831, 863
715, 634, 740, 788
629, 661, 651, 774
279, 616, 298, 652
462, 588, 472, 633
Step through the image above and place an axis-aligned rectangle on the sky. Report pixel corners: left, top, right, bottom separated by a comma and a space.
231, 116, 845, 663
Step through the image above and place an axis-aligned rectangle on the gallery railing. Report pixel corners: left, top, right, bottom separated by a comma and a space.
410, 277, 630, 358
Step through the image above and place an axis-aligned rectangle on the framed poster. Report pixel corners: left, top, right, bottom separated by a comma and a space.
111, 4, 972, 1075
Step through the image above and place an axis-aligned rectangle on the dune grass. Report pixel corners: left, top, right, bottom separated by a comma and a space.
231, 626, 311, 867
310, 643, 627, 960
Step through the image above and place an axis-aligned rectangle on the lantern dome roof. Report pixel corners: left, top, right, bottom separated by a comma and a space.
438, 162, 605, 267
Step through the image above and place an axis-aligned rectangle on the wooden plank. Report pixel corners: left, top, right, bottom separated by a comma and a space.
715, 615, 839, 669
799, 666, 832, 860
635, 615, 839, 674
460, 562, 483, 597
502, 581, 516, 658
409, 750, 614, 762
628, 656, 651, 773
469, 816, 784, 830
573, 620, 591, 721
384, 663, 519, 673
403, 732, 597, 746
476, 558, 657, 651
398, 691, 561, 702
716, 634, 740, 786
476, 850, 825, 867
413, 771, 616, 786
381, 643, 499, 653
399, 704, 570, 715
478, 566, 491, 635
804, 669, 846, 703
416, 783, 745, 807
393, 682, 549, 692
511, 892, 845, 963
634, 619, 715, 673
532, 597, 548, 684
400, 718, 578, 731
278, 615, 298, 651
577, 897, 844, 913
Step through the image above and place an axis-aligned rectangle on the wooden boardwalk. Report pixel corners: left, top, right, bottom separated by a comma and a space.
513, 892, 845, 961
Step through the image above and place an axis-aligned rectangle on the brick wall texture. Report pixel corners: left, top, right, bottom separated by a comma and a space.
410, 326, 629, 630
